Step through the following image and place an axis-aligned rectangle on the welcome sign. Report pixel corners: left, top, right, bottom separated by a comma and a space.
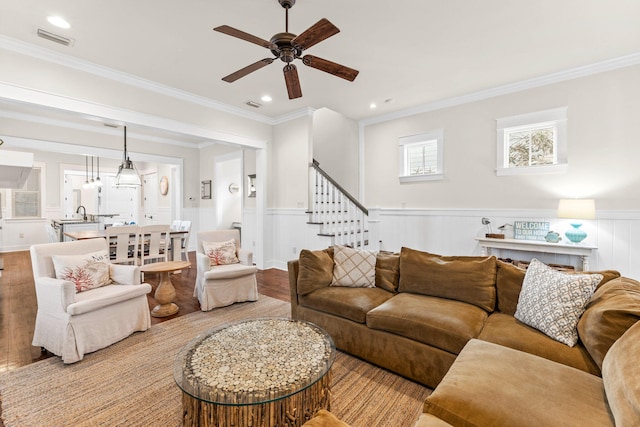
514, 221, 550, 241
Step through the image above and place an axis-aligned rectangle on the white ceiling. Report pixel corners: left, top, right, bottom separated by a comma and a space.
1, 0, 639, 125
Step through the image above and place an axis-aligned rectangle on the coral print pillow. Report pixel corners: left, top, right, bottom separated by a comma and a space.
52, 250, 112, 293
203, 240, 239, 265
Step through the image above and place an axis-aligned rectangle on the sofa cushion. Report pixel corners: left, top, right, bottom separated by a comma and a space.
375, 252, 400, 293
496, 260, 526, 315
578, 277, 640, 370
330, 245, 376, 288
424, 339, 614, 427
515, 259, 602, 346
203, 263, 258, 280
398, 247, 497, 312
299, 287, 393, 324
478, 313, 600, 375
297, 248, 334, 296
367, 293, 487, 354
602, 320, 640, 427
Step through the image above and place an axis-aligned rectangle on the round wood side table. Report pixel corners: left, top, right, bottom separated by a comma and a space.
140, 260, 191, 317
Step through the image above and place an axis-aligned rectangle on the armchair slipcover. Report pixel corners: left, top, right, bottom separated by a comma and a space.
195, 229, 258, 311
30, 238, 152, 363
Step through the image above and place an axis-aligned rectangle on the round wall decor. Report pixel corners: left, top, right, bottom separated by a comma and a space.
160, 176, 169, 195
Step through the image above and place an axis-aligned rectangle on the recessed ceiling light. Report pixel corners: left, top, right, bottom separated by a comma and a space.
369, 103, 377, 109
261, 95, 273, 103
47, 16, 70, 29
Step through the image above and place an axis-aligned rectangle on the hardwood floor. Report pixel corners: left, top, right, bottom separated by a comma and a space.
0, 250, 290, 373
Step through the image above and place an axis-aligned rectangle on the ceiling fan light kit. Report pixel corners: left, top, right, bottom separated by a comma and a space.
214, 0, 359, 99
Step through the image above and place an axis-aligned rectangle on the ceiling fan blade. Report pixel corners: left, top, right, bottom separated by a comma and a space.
292, 18, 340, 50
222, 58, 275, 83
302, 55, 359, 81
214, 25, 275, 49
283, 64, 302, 99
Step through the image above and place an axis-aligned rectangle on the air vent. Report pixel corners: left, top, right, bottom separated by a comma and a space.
245, 101, 262, 108
37, 28, 74, 46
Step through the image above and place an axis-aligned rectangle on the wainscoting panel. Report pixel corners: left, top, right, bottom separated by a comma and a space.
268, 208, 640, 279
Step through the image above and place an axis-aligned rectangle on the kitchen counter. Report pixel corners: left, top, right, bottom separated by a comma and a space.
51, 219, 101, 242
52, 219, 99, 226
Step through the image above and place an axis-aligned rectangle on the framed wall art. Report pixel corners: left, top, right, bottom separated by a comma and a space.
201, 180, 211, 199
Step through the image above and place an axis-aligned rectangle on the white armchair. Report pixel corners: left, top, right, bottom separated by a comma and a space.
195, 229, 258, 311
30, 238, 152, 363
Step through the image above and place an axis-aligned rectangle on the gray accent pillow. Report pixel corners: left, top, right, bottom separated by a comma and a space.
515, 258, 601, 346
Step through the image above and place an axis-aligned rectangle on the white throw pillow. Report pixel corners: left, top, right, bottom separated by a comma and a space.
202, 240, 239, 265
515, 258, 602, 347
330, 245, 377, 288
52, 250, 112, 293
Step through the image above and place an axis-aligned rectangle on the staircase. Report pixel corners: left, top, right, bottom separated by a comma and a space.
307, 159, 369, 248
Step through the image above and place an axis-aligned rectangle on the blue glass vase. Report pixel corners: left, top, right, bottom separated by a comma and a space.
565, 223, 587, 243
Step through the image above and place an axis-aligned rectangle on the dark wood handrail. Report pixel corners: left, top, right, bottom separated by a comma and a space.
311, 159, 368, 215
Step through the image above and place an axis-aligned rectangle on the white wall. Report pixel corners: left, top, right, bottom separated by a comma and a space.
3, 39, 640, 279
362, 65, 640, 210
312, 108, 359, 196
265, 65, 640, 279
269, 116, 313, 209
215, 153, 242, 229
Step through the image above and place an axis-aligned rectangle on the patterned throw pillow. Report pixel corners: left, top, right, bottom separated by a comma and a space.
330, 245, 377, 288
515, 258, 602, 347
52, 250, 112, 293
202, 240, 239, 265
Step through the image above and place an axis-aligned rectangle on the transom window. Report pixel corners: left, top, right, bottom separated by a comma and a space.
398, 129, 444, 182
496, 107, 567, 176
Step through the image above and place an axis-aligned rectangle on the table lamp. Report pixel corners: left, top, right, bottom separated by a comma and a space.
557, 199, 595, 243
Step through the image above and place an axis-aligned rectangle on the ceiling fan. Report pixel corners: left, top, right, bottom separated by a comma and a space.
213, 0, 359, 99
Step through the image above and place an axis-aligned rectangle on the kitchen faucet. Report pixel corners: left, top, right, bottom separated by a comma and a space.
76, 205, 87, 221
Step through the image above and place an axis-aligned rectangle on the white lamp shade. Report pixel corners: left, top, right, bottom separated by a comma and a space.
557, 199, 596, 220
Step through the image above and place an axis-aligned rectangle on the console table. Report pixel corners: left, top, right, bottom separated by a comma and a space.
475, 237, 597, 271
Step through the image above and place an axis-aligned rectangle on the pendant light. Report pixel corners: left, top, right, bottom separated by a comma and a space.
94, 156, 103, 187
90, 156, 95, 186
114, 126, 141, 187
82, 155, 92, 189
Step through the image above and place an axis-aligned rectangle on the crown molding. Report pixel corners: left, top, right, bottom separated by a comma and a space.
272, 107, 316, 124
0, 35, 279, 125
0, 82, 267, 149
360, 51, 640, 127
0, 108, 201, 148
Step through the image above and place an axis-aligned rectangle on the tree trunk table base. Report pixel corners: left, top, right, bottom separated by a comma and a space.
181, 371, 331, 427
175, 319, 336, 427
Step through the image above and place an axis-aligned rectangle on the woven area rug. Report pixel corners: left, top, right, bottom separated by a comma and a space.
0, 295, 430, 426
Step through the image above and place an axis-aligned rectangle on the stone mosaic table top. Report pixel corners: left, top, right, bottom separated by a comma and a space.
174, 318, 335, 405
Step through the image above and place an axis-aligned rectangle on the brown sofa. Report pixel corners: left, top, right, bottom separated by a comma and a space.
288, 246, 640, 426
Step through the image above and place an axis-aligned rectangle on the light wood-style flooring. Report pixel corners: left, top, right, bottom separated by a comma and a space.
0, 250, 290, 373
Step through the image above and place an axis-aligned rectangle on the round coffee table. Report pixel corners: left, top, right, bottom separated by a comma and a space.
174, 318, 336, 427
140, 260, 190, 317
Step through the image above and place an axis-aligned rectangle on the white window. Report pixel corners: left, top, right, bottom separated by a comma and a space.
11, 166, 42, 218
496, 107, 567, 176
398, 129, 444, 182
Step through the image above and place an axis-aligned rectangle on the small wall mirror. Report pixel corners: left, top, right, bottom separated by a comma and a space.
247, 174, 256, 198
